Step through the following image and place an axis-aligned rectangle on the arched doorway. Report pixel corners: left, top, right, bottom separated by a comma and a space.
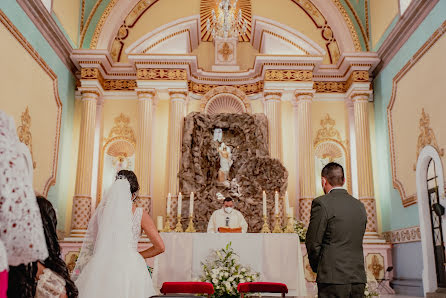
416, 145, 446, 293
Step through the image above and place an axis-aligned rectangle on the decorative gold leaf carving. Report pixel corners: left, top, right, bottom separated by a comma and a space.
188, 81, 263, 95
103, 79, 137, 91
107, 113, 136, 145
314, 114, 345, 146
413, 108, 444, 170
80, 68, 105, 87
313, 81, 347, 93
17, 107, 36, 169
264, 70, 312, 81
137, 69, 187, 80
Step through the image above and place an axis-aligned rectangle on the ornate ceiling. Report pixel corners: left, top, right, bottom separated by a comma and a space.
79, 0, 370, 53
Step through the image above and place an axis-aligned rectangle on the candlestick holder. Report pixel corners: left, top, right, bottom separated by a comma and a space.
272, 214, 282, 233
185, 215, 196, 233
161, 215, 172, 232
261, 215, 271, 233
174, 215, 184, 232
283, 216, 295, 233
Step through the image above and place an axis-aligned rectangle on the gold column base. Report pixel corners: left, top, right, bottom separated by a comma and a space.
185, 216, 196, 233
283, 216, 295, 233
261, 215, 271, 233
272, 214, 283, 233
174, 215, 183, 232
161, 215, 172, 232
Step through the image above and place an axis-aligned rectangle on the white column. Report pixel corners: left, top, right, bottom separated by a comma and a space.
263, 91, 283, 161
166, 90, 187, 218
70, 89, 100, 237
294, 91, 316, 226
135, 89, 155, 216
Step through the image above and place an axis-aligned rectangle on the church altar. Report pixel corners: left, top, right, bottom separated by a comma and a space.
152, 233, 308, 297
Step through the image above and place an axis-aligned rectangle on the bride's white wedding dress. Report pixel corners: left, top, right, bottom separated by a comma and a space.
72, 179, 155, 298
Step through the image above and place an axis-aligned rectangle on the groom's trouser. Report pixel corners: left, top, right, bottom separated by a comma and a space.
317, 283, 365, 298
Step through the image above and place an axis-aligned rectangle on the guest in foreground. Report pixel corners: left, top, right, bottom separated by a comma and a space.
207, 193, 248, 233
0, 110, 48, 298
72, 170, 165, 298
35, 196, 78, 297
306, 162, 367, 298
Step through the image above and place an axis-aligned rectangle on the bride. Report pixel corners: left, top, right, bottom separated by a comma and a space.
72, 170, 165, 298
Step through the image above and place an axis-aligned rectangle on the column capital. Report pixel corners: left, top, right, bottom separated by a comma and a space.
293, 90, 315, 104
263, 90, 282, 101
79, 87, 101, 100
168, 89, 188, 102
136, 88, 156, 98
350, 90, 372, 102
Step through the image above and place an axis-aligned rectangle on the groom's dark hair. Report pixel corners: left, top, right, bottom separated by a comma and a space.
321, 162, 344, 187
117, 170, 140, 194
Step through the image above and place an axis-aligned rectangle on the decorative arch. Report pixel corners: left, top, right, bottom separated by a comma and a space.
313, 114, 351, 193
85, 0, 361, 54
200, 86, 251, 114
416, 145, 446, 294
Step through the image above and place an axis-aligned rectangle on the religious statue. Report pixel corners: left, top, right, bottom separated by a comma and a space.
213, 128, 223, 142
218, 142, 233, 186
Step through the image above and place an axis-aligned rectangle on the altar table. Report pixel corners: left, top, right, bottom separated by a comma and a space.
152, 233, 307, 297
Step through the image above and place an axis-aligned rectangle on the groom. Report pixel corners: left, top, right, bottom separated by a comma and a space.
306, 162, 367, 298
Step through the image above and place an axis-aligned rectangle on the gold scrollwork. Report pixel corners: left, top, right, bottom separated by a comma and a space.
17, 107, 36, 169
346, 70, 369, 90
81, 68, 105, 87
314, 114, 342, 145
413, 108, 444, 170
188, 81, 263, 95
107, 113, 136, 144
264, 70, 313, 81
103, 79, 137, 91
313, 81, 347, 93
137, 68, 187, 80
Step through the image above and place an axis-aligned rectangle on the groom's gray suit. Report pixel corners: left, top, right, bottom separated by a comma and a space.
306, 188, 367, 297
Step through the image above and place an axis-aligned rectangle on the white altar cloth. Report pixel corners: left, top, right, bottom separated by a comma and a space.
153, 233, 307, 297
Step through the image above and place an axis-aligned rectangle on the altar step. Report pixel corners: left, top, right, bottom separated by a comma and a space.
427, 288, 446, 298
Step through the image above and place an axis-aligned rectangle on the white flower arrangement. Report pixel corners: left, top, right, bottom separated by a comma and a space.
200, 242, 260, 297
294, 219, 307, 242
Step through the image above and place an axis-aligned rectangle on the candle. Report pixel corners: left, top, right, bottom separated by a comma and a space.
167, 193, 171, 216
284, 191, 291, 217
274, 191, 279, 215
157, 216, 163, 231
177, 192, 182, 217
189, 192, 194, 216
262, 191, 267, 217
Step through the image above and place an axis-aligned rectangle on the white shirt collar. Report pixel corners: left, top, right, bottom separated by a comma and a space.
329, 187, 344, 193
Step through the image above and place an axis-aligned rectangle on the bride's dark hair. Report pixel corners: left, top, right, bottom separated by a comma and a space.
116, 170, 140, 195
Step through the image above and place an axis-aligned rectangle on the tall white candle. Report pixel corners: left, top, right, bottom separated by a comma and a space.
167, 193, 171, 216
157, 216, 163, 231
177, 192, 182, 217
262, 191, 267, 216
284, 191, 291, 217
274, 191, 279, 215
189, 192, 194, 216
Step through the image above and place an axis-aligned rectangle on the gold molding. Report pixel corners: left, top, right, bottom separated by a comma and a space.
137, 68, 187, 80
313, 81, 346, 93
80, 67, 105, 88
80, 0, 86, 32
264, 69, 313, 81
200, 86, 251, 113
104, 79, 137, 91
313, 114, 351, 193
387, 19, 446, 207
0, 10, 62, 196
344, 0, 369, 50
80, 0, 105, 47
188, 81, 263, 95
17, 107, 36, 169
90, 0, 118, 49
330, 0, 362, 51
413, 108, 444, 170
107, 113, 136, 144
346, 70, 369, 90
263, 91, 283, 98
